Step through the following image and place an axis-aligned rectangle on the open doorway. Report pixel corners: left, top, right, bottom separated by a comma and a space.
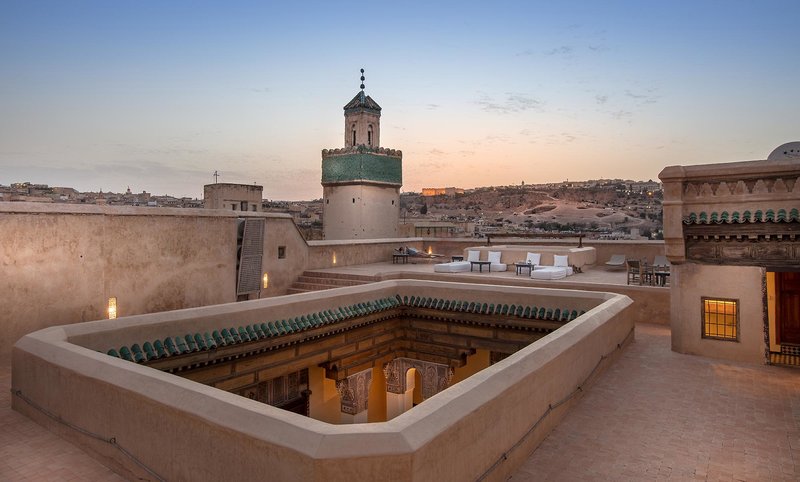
775, 272, 800, 347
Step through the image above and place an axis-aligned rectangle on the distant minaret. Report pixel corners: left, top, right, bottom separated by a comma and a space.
344, 69, 381, 148
321, 69, 402, 240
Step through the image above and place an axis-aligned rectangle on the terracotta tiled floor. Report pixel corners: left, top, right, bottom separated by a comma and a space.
3, 324, 797, 481
512, 323, 800, 481
0, 363, 124, 481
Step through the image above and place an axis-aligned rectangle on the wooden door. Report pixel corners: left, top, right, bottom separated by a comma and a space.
777, 272, 800, 345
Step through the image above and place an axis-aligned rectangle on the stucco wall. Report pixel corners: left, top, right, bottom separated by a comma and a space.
305, 238, 423, 270
670, 263, 766, 363
0, 203, 239, 362
322, 184, 399, 240
0, 203, 316, 362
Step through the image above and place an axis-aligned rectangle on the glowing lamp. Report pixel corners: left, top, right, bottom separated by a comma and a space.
108, 297, 117, 319
262, 273, 269, 289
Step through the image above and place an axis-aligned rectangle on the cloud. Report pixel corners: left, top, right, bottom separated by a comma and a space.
625, 89, 660, 105
428, 148, 446, 156
515, 49, 535, 57
611, 110, 633, 121
426, 104, 440, 110
248, 87, 271, 94
545, 45, 573, 56
595, 95, 608, 105
475, 92, 543, 114
588, 44, 609, 53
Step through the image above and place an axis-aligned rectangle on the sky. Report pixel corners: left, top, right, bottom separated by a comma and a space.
1, 0, 798, 200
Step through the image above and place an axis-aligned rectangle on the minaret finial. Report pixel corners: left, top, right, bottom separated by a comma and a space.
360, 68, 365, 91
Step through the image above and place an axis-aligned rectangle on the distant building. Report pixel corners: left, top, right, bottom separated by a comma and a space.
421, 187, 464, 197
204, 183, 263, 212
321, 73, 402, 239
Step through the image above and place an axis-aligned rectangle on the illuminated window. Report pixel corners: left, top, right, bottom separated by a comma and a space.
702, 297, 738, 341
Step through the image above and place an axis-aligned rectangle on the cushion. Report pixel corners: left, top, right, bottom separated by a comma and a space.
467, 250, 481, 262
526, 252, 541, 265
434, 261, 471, 273
531, 266, 567, 280
554, 255, 569, 267
487, 251, 502, 264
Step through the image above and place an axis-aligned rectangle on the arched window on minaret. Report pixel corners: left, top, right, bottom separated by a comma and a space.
352, 124, 357, 147
367, 124, 373, 146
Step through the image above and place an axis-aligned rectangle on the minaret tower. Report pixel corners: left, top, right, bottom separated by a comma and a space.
321, 70, 402, 240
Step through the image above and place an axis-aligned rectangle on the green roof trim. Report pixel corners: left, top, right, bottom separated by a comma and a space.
322, 152, 402, 186
683, 208, 799, 225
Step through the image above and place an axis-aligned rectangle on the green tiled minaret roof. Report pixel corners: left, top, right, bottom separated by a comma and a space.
343, 91, 382, 113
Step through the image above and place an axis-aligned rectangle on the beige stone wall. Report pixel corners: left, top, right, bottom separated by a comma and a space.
670, 263, 765, 363
203, 183, 262, 212
322, 184, 399, 240
306, 238, 423, 270
0, 203, 316, 362
0, 203, 238, 361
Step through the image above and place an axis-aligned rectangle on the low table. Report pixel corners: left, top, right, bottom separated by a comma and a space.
392, 253, 409, 264
470, 260, 491, 272
514, 263, 533, 276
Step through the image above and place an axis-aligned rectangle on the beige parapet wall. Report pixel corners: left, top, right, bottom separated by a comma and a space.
12, 280, 633, 482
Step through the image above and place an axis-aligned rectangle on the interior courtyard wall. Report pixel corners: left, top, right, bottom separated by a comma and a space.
670, 263, 765, 363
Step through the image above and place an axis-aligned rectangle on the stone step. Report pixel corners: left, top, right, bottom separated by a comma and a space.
295, 276, 369, 286
289, 282, 352, 291
286, 288, 314, 294
300, 271, 376, 282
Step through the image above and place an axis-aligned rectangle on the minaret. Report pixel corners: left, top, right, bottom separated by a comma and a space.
321, 70, 402, 240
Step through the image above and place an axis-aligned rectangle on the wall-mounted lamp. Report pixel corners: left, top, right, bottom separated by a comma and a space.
332, 252, 337, 265
108, 297, 117, 319
427, 246, 433, 255
262, 273, 269, 289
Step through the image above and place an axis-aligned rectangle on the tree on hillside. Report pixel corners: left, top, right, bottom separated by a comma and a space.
420, 203, 428, 215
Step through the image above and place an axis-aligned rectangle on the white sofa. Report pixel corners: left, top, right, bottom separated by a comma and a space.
529, 254, 574, 280
530, 266, 568, 280
434, 261, 471, 273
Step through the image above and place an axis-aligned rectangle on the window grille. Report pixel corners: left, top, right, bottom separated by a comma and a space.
702, 297, 738, 341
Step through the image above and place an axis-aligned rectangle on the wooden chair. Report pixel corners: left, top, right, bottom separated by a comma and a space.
626, 259, 642, 285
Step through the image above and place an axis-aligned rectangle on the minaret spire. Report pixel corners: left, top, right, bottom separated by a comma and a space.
360, 68, 365, 91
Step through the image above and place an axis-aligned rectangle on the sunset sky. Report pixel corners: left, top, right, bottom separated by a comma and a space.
1, 1, 798, 200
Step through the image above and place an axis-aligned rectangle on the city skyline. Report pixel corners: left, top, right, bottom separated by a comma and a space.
1, 0, 798, 200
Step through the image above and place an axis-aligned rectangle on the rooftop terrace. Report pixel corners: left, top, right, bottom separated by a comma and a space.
3, 263, 798, 480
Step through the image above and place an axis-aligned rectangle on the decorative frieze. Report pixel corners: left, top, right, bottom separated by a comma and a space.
336, 368, 372, 415
383, 357, 453, 400
685, 239, 800, 267
682, 176, 799, 201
